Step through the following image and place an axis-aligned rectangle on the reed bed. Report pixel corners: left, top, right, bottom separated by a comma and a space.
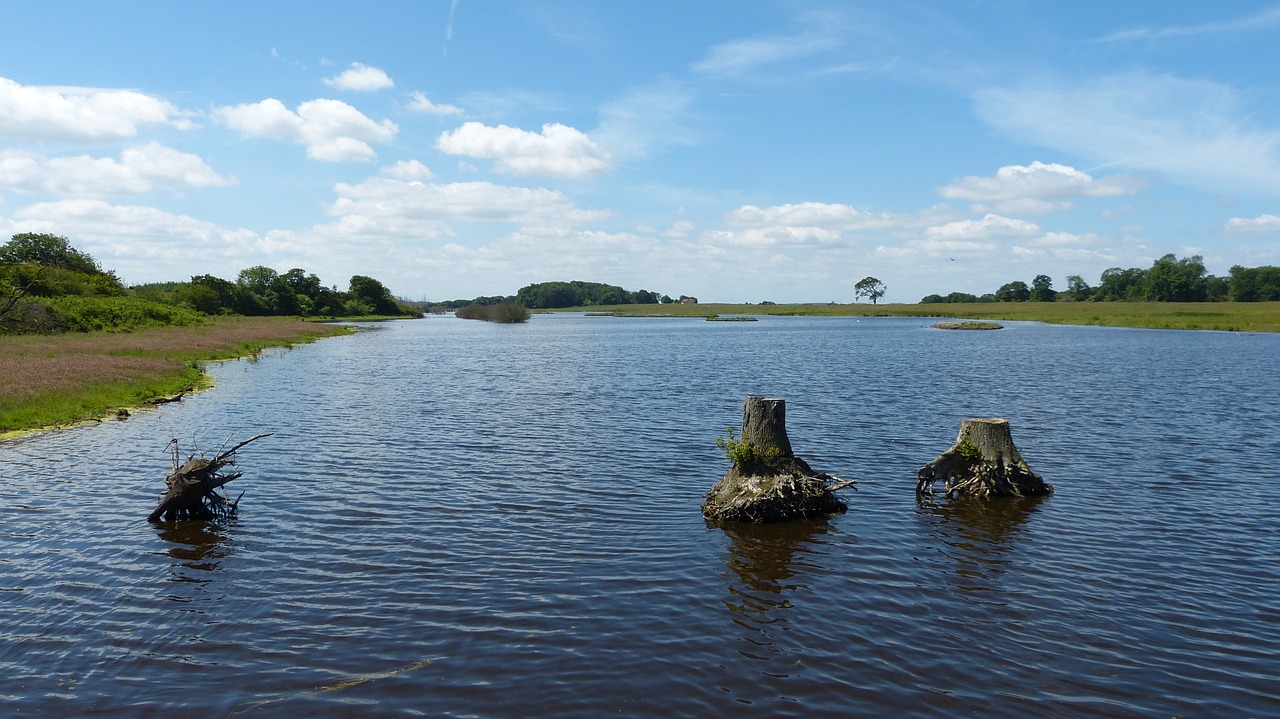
0, 317, 352, 435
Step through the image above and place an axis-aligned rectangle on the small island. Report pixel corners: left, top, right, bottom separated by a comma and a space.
932, 320, 1003, 330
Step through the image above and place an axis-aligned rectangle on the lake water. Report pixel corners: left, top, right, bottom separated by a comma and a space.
2, 314, 1278, 717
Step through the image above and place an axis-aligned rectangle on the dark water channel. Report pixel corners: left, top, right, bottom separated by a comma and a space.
2, 314, 1278, 717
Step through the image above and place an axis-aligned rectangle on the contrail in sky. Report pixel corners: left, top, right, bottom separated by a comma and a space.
445, 0, 461, 55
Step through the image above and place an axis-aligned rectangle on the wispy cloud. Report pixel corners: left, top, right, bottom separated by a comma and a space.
1096, 5, 1280, 42
973, 71, 1280, 197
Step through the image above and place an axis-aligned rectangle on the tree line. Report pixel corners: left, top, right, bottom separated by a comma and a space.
514, 280, 674, 309
1, 233, 418, 334
921, 254, 1280, 304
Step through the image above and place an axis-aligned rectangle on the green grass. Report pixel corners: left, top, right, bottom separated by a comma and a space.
585, 301, 1280, 332
0, 316, 353, 436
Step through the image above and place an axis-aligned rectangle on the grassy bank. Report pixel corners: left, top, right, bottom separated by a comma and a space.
592, 301, 1280, 333
0, 316, 355, 436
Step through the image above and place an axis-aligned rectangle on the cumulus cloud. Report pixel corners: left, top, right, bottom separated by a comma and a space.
406, 91, 463, 116
1223, 214, 1280, 232
323, 63, 394, 92
0, 76, 183, 142
939, 161, 1147, 213
435, 121, 610, 177
213, 98, 397, 162
974, 71, 1280, 196
0, 142, 230, 195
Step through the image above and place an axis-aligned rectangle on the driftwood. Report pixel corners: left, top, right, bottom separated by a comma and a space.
702, 397, 855, 523
147, 434, 271, 522
916, 418, 1052, 498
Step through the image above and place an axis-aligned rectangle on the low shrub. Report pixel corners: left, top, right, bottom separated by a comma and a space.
40, 296, 207, 333
456, 301, 530, 323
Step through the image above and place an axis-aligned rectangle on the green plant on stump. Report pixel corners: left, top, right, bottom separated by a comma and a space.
715, 426, 781, 471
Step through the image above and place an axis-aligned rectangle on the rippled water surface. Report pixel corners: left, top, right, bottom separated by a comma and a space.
3, 315, 1278, 717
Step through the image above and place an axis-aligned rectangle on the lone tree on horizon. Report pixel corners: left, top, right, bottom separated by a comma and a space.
855, 276, 887, 304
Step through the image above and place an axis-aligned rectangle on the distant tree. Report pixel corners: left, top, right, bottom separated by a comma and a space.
1065, 275, 1093, 301
1096, 266, 1146, 301
919, 294, 945, 303
1030, 274, 1056, 302
854, 276, 887, 304
349, 274, 401, 315
994, 280, 1030, 302
1228, 265, 1280, 301
1143, 254, 1207, 302
0, 233, 102, 274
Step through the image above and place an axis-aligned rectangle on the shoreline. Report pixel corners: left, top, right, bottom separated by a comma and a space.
590, 301, 1280, 333
0, 317, 359, 440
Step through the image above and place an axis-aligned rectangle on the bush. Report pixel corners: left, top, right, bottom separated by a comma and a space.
40, 296, 207, 333
455, 301, 530, 323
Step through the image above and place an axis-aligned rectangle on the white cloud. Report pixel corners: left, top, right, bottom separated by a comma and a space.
382, 159, 434, 182
325, 174, 610, 233
323, 63, 394, 92
924, 214, 1040, 241
435, 121, 610, 177
0, 199, 263, 281
406, 91, 463, 116
214, 98, 397, 162
1223, 214, 1280, 233
0, 142, 230, 195
0, 76, 182, 142
726, 201, 957, 230
974, 71, 1280, 196
939, 161, 1147, 213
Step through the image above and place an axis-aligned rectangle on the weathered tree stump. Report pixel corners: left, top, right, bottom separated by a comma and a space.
702, 397, 855, 523
916, 418, 1052, 498
147, 434, 271, 522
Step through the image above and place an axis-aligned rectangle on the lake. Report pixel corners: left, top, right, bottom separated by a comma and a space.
2, 314, 1278, 717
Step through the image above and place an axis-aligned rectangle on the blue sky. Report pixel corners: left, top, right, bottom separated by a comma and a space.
1, 1, 1278, 303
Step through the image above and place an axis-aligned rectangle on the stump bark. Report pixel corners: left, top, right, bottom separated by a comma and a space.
147, 434, 271, 522
916, 418, 1052, 498
702, 397, 855, 523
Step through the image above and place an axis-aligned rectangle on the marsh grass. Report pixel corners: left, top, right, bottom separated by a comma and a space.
595, 301, 1280, 332
0, 317, 352, 435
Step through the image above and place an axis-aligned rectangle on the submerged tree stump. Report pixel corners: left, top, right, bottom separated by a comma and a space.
147, 434, 271, 522
916, 418, 1052, 498
702, 397, 855, 523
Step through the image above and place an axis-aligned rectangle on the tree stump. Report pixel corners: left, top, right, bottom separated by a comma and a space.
147, 434, 271, 522
916, 418, 1052, 498
702, 397, 855, 523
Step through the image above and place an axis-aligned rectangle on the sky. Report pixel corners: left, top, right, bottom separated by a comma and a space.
1, 1, 1278, 304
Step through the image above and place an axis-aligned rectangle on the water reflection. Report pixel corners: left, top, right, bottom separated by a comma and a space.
155, 520, 235, 586
715, 519, 832, 663
915, 496, 1044, 586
